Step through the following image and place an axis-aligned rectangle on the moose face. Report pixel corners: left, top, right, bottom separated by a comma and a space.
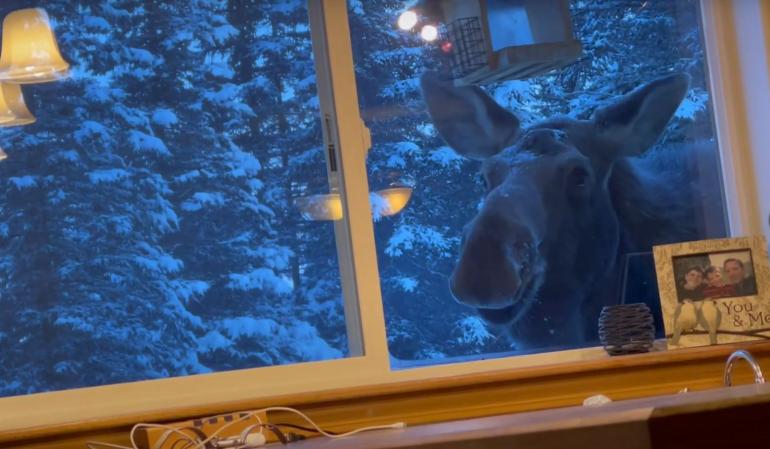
421, 72, 690, 346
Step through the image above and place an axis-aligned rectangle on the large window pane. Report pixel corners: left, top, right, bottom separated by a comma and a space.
349, 0, 728, 366
0, 0, 348, 397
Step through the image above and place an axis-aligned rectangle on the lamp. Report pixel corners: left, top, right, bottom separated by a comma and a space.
0, 8, 70, 84
0, 82, 35, 126
295, 186, 413, 221
371, 186, 412, 217
294, 193, 344, 221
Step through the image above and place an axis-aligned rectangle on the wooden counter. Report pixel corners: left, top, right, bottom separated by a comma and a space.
283, 383, 770, 449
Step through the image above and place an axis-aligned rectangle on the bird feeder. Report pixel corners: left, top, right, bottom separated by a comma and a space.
401, 0, 582, 86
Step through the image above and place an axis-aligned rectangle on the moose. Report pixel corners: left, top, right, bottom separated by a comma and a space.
421, 71, 706, 350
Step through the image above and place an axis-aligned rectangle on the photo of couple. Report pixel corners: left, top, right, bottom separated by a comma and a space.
673, 250, 758, 302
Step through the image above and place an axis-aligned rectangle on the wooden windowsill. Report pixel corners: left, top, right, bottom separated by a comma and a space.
5, 340, 770, 449
282, 383, 770, 449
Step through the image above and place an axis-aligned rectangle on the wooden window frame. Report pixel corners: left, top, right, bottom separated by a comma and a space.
2, 0, 770, 447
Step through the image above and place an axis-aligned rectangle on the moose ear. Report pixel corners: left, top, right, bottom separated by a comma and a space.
421, 71, 520, 160
593, 73, 690, 157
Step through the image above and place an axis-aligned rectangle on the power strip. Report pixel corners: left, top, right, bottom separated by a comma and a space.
132, 411, 269, 449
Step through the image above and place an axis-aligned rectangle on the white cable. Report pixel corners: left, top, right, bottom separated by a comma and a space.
86, 442, 134, 449
93, 405, 404, 449
261, 406, 406, 439
134, 411, 259, 449
129, 423, 200, 449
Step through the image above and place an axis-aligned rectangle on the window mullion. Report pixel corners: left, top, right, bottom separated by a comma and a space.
308, 0, 390, 368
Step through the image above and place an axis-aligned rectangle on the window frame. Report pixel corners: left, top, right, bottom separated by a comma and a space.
0, 0, 768, 441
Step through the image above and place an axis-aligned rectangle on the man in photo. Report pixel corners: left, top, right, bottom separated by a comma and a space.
702, 265, 736, 299
724, 258, 758, 296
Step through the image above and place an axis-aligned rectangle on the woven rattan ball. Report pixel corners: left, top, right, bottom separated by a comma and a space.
598, 303, 655, 356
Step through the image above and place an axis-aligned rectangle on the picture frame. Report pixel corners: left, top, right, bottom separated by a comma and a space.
653, 236, 770, 349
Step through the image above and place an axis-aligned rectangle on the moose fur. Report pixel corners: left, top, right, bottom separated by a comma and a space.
421, 72, 712, 350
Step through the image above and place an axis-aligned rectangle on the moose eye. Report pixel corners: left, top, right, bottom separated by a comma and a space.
476, 173, 489, 191
565, 165, 593, 201
568, 167, 590, 188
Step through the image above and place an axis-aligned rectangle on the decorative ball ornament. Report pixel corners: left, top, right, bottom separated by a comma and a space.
598, 303, 655, 356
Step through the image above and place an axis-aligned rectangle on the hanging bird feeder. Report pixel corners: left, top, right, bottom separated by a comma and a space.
399, 0, 582, 86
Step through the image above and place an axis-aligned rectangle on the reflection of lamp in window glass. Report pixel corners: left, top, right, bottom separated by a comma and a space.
401, 0, 581, 85
295, 193, 344, 221
371, 186, 413, 219
0, 147, 8, 161
397, 10, 418, 30
0, 8, 70, 84
295, 186, 413, 221
0, 83, 35, 126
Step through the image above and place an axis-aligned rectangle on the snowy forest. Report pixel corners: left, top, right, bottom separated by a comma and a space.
0, 0, 724, 396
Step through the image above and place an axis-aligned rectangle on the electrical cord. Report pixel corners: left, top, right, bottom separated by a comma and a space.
271, 423, 338, 436
87, 406, 405, 449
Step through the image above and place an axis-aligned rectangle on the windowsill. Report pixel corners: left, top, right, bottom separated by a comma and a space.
281, 382, 770, 449
6, 340, 770, 448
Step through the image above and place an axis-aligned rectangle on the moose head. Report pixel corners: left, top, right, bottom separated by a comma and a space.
421, 72, 690, 349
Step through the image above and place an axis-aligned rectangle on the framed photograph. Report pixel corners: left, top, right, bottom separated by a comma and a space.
653, 236, 770, 349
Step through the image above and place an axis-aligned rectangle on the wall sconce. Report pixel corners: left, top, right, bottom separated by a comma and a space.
0, 8, 70, 84
295, 186, 413, 222
0, 83, 35, 126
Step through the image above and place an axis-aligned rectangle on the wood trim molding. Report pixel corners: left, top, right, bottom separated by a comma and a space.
702, 0, 763, 235
4, 341, 770, 449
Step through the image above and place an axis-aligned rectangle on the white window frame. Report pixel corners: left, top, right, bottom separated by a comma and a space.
0, 0, 768, 436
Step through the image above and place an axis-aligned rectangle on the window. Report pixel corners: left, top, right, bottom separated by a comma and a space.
348, 0, 728, 366
0, 0, 768, 436
0, 0, 352, 397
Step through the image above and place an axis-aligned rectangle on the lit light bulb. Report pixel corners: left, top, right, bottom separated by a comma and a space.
420, 25, 439, 42
397, 10, 418, 31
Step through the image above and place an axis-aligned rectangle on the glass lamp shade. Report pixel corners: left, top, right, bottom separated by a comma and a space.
295, 186, 413, 221
0, 83, 35, 126
294, 193, 344, 221
0, 8, 70, 84
373, 186, 412, 217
